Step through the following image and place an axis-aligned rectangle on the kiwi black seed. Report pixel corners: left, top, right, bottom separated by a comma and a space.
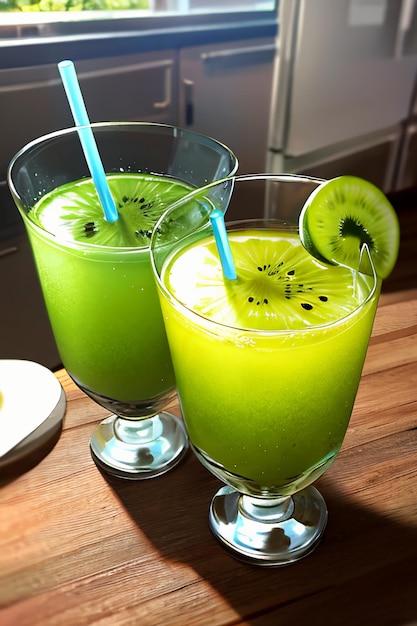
239, 257, 337, 322
194, 232, 367, 330
84, 221, 97, 238
300, 176, 400, 279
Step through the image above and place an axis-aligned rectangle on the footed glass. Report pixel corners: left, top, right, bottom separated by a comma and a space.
151, 174, 380, 564
8, 122, 237, 480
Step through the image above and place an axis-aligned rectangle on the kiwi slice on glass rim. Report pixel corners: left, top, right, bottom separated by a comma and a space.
299, 176, 400, 279
32, 173, 198, 248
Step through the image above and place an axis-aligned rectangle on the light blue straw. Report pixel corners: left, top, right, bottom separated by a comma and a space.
209, 209, 237, 280
58, 60, 118, 223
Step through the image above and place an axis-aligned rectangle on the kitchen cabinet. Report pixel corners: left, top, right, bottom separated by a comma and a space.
0, 231, 61, 370
268, 126, 402, 193
178, 38, 276, 190
1, 36, 276, 367
0, 50, 178, 185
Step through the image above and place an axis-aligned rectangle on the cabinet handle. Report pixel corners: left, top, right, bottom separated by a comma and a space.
395, 0, 416, 59
201, 44, 276, 65
0, 245, 18, 259
153, 65, 172, 110
183, 78, 194, 126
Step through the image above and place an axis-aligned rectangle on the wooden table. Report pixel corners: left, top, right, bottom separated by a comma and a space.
1, 219, 417, 625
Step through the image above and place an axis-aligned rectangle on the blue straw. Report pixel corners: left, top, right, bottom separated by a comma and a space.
58, 60, 118, 223
209, 209, 237, 280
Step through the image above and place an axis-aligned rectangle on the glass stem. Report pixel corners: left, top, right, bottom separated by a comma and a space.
113, 415, 163, 445
239, 494, 294, 523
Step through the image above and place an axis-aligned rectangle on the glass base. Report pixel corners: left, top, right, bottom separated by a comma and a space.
209, 485, 328, 566
90, 412, 188, 480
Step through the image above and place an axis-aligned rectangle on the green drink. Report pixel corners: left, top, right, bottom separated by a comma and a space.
8, 122, 238, 479
151, 173, 398, 565
27, 172, 192, 407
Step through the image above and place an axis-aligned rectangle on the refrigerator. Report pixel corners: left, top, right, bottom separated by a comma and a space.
266, 0, 417, 193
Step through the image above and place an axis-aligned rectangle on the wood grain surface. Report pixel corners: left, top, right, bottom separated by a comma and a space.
1, 204, 416, 626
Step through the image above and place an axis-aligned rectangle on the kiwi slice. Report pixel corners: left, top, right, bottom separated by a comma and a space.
165, 230, 369, 331
299, 176, 400, 279
31, 173, 198, 247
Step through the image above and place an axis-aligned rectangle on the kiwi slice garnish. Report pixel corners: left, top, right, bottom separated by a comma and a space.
165, 230, 369, 331
31, 173, 197, 247
299, 176, 400, 279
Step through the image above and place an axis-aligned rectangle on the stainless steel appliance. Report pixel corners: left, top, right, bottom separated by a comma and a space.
267, 0, 417, 192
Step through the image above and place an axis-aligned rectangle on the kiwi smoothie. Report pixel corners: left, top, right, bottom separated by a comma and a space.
158, 228, 380, 494
26, 172, 195, 404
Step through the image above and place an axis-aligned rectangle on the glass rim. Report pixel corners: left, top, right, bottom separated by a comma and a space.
7, 120, 239, 176
7, 121, 238, 253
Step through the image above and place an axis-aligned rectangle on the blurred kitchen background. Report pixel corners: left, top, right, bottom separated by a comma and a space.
1, 0, 417, 369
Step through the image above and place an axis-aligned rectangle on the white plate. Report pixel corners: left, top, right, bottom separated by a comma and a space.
0, 360, 66, 467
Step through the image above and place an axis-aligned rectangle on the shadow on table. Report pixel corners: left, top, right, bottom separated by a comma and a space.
0, 423, 63, 488
102, 444, 417, 626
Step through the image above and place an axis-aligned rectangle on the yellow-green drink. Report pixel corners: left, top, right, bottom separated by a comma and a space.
159, 228, 380, 493
151, 173, 397, 565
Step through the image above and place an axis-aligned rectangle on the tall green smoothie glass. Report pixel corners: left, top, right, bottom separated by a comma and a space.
151, 174, 381, 565
7, 122, 237, 480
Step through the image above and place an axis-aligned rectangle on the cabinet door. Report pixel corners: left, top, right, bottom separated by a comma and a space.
179, 38, 276, 175
267, 127, 401, 194
0, 232, 61, 370
300, 133, 401, 194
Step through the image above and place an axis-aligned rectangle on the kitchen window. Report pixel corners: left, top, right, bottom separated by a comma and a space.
0, 0, 277, 74
0, 0, 276, 41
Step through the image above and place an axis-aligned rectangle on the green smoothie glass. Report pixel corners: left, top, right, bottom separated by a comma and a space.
8, 122, 237, 480
151, 174, 381, 565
